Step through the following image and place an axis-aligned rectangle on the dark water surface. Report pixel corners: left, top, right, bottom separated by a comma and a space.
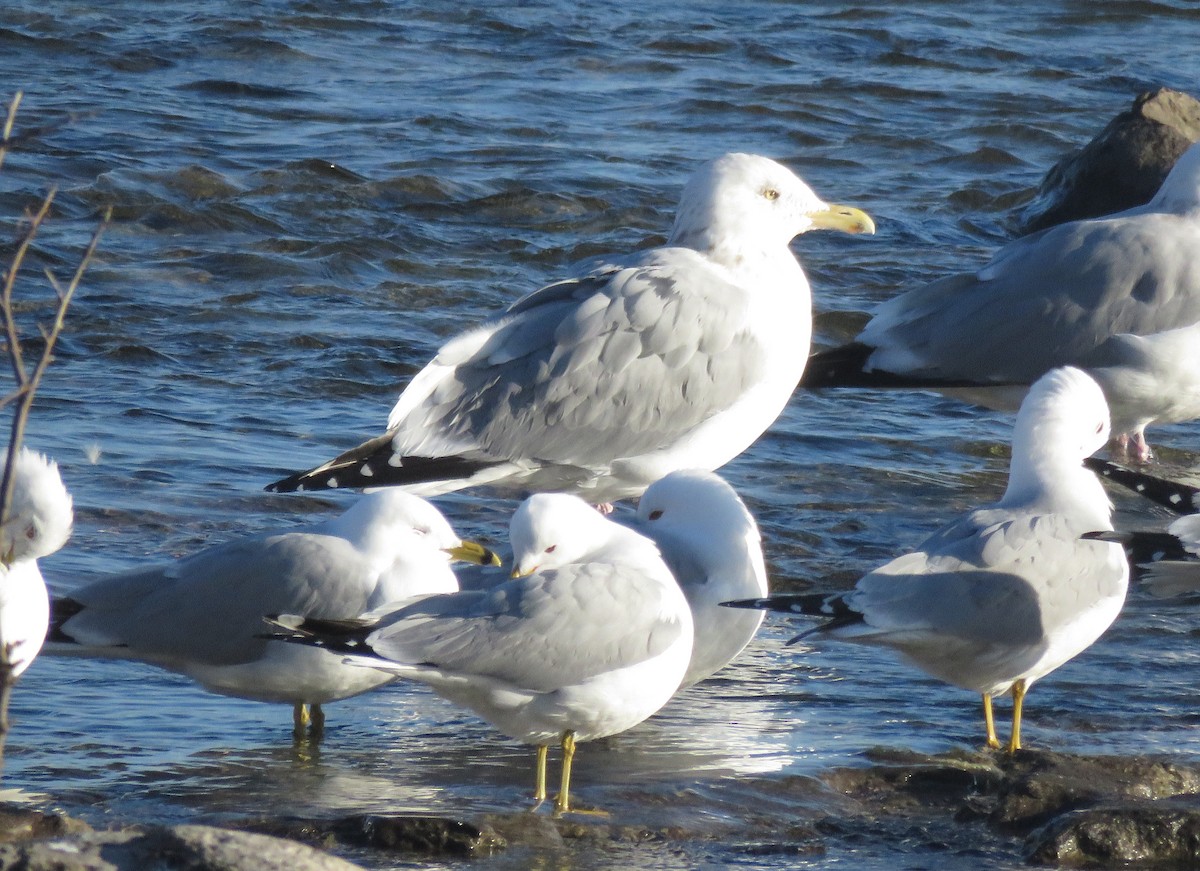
2, 1, 1200, 868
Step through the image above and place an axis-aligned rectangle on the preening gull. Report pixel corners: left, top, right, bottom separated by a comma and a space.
800, 141, 1200, 461
268, 153, 874, 503
727, 367, 1129, 752
268, 492, 693, 814
46, 490, 499, 736
0, 448, 73, 679
628, 469, 768, 686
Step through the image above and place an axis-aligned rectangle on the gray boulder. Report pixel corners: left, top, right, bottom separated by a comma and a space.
1020, 87, 1200, 233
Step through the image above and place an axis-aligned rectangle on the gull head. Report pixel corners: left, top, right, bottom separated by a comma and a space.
0, 448, 73, 566
636, 469, 756, 544
1150, 140, 1200, 213
344, 489, 499, 566
1012, 369, 1104, 475
668, 152, 874, 257
509, 493, 622, 577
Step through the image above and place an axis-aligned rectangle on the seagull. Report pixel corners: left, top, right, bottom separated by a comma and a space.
0, 448, 73, 680
267, 492, 693, 813
628, 469, 768, 686
727, 367, 1129, 752
1082, 460, 1200, 597
46, 490, 499, 736
799, 141, 1200, 461
267, 153, 874, 503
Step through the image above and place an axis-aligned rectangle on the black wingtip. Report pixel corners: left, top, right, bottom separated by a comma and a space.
1084, 458, 1200, 516
799, 343, 1025, 390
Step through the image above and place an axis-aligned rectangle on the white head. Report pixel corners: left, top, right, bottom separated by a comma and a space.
0, 448, 73, 566
1149, 141, 1200, 213
510, 492, 648, 577
1004, 367, 1111, 507
637, 469, 758, 543
667, 153, 874, 261
333, 489, 497, 566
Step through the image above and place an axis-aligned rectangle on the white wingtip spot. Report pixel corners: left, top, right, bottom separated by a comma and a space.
1171, 494, 1183, 504
360, 464, 374, 478
327, 477, 338, 488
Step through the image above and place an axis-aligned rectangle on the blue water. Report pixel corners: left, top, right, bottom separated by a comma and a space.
1, 1, 1200, 868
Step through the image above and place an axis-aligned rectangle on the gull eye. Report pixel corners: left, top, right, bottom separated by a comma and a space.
544, 544, 557, 554
647, 509, 664, 520
762, 188, 780, 201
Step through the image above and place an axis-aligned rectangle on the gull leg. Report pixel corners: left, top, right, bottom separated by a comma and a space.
553, 731, 577, 815
530, 743, 548, 810
293, 703, 309, 737
982, 694, 1001, 749
1132, 431, 1154, 464
310, 703, 326, 737
1006, 679, 1028, 753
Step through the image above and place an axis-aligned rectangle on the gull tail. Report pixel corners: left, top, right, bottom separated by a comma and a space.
265, 432, 503, 493
1083, 458, 1199, 515
799, 343, 1021, 390
262, 613, 376, 654
722, 592, 863, 644
46, 595, 85, 645
1082, 530, 1194, 565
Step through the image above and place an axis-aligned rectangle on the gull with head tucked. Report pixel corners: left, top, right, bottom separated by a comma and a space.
801, 142, 1200, 461
268, 491, 693, 814
0, 448, 73, 680
728, 367, 1129, 752
268, 153, 873, 503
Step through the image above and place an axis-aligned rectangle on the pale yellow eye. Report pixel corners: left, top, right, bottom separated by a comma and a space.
763, 188, 780, 201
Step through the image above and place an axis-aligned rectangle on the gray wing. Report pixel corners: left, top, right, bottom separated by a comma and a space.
390, 247, 766, 466
61, 533, 376, 665
847, 509, 1127, 644
862, 213, 1200, 378
364, 564, 687, 691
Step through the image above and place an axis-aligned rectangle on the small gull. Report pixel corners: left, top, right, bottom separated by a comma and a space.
46, 490, 498, 736
628, 469, 768, 686
267, 153, 874, 503
268, 492, 693, 813
727, 367, 1129, 752
800, 141, 1200, 461
0, 448, 73, 679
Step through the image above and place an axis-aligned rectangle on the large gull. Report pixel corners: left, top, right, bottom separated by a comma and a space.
267, 153, 874, 503
0, 448, 73, 679
627, 469, 768, 686
727, 367, 1129, 752
268, 491, 693, 814
46, 490, 499, 736
800, 141, 1200, 461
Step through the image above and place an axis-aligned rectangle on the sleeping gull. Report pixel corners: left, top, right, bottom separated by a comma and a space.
268, 491, 693, 813
267, 152, 874, 503
628, 469, 768, 686
727, 367, 1129, 752
46, 490, 499, 736
800, 141, 1200, 461
1082, 461, 1200, 597
0, 448, 73, 679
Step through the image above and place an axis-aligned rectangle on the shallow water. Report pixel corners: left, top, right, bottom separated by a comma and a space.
2, 1, 1200, 868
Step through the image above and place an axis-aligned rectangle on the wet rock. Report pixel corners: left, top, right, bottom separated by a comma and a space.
1020, 87, 1200, 232
244, 813, 505, 858
0, 805, 91, 842
0, 823, 365, 871
1027, 804, 1200, 867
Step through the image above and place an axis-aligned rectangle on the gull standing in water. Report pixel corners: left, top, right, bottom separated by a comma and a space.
629, 469, 768, 686
268, 152, 873, 502
800, 142, 1200, 461
728, 367, 1129, 752
268, 492, 693, 813
46, 490, 498, 736
0, 448, 73, 680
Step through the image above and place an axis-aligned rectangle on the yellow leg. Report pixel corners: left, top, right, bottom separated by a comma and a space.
532, 744, 548, 807
982, 694, 1001, 749
1006, 679, 1028, 753
293, 703, 309, 735
553, 731, 576, 815
310, 703, 325, 736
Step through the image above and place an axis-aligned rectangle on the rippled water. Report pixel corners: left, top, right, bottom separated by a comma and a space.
2, 1, 1200, 868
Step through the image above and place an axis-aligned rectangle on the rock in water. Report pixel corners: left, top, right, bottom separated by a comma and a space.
1021, 88, 1200, 232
